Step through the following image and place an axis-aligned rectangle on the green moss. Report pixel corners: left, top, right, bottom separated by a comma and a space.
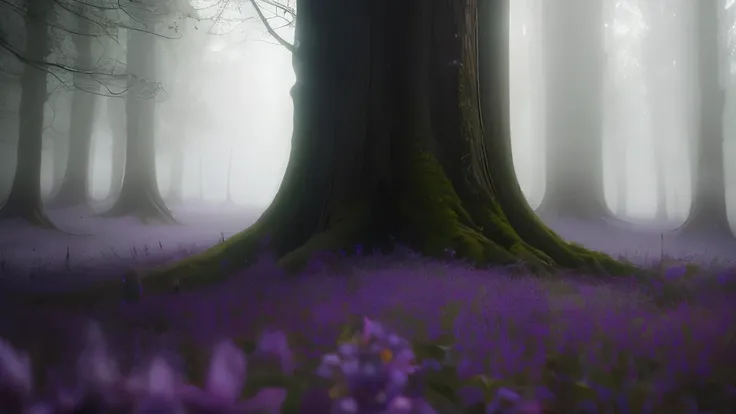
397, 145, 512, 264
277, 201, 370, 271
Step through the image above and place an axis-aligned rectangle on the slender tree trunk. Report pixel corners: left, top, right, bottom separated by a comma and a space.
49, 18, 99, 208
653, 135, 668, 221
616, 154, 627, 216
680, 0, 731, 238
224, 147, 235, 205
198, 154, 204, 201
50, 135, 67, 197
144, 0, 627, 290
105, 96, 126, 202
642, 8, 670, 222
608, 86, 628, 217
0, 0, 56, 227
104, 30, 174, 223
537, 0, 609, 220
166, 141, 185, 204
616, 106, 627, 217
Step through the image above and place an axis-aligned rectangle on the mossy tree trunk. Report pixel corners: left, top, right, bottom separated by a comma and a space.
103, 30, 174, 223
537, 0, 609, 220
49, 18, 99, 208
147, 0, 627, 290
0, 0, 57, 228
679, 0, 732, 238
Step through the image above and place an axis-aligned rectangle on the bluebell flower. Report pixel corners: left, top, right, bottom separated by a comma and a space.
317, 317, 431, 413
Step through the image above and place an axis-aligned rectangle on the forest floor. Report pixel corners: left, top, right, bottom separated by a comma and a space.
0, 204, 734, 293
0, 203, 262, 293
0, 206, 735, 412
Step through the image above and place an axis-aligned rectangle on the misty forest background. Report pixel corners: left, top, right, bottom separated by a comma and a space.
0, 0, 735, 243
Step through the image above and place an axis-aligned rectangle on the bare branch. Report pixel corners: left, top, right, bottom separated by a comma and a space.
259, 0, 295, 23
0, 34, 127, 80
0, 0, 100, 37
248, 0, 295, 54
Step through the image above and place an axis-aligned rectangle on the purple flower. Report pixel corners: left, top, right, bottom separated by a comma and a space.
317, 318, 427, 413
0, 338, 32, 413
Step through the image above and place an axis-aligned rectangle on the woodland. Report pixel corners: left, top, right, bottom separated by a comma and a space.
0, 0, 735, 413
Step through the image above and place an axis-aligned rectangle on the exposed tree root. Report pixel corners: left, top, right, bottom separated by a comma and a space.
675, 213, 734, 240
0, 203, 59, 229
100, 192, 179, 225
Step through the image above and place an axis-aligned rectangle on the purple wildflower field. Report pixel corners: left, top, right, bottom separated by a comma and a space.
0, 247, 735, 413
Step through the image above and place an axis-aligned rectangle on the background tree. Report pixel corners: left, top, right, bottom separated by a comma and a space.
157, 23, 210, 205
49, 15, 100, 208
144, 0, 626, 291
0, 0, 56, 226
104, 96, 127, 204
640, 0, 689, 222
537, 0, 609, 220
604, 0, 648, 218
0, 0, 148, 225
679, 0, 732, 238
102, 0, 196, 222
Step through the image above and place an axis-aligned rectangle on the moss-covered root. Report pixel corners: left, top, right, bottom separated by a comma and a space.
397, 147, 552, 270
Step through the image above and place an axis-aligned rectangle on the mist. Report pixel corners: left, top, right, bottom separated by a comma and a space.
3, 1, 736, 411
1, 0, 731, 222
1, 3, 295, 209
0, 0, 735, 289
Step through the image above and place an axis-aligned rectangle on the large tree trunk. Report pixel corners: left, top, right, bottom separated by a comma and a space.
679, 0, 731, 238
0, 0, 56, 227
537, 0, 609, 220
103, 30, 174, 223
141, 0, 626, 290
49, 18, 99, 208
105, 96, 126, 202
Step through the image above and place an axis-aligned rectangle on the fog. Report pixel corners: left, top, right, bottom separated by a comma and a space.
511, 0, 736, 223
1, 0, 736, 291
0, 0, 734, 221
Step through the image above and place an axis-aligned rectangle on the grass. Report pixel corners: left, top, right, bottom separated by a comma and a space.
0, 248, 735, 413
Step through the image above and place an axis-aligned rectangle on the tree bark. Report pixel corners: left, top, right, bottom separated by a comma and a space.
0, 0, 57, 227
49, 18, 99, 208
103, 30, 174, 223
679, 0, 732, 238
536, 0, 609, 220
138, 0, 627, 290
105, 96, 126, 202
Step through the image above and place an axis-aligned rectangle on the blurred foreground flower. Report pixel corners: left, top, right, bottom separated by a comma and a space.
0, 338, 32, 413
318, 317, 436, 414
0, 323, 291, 414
